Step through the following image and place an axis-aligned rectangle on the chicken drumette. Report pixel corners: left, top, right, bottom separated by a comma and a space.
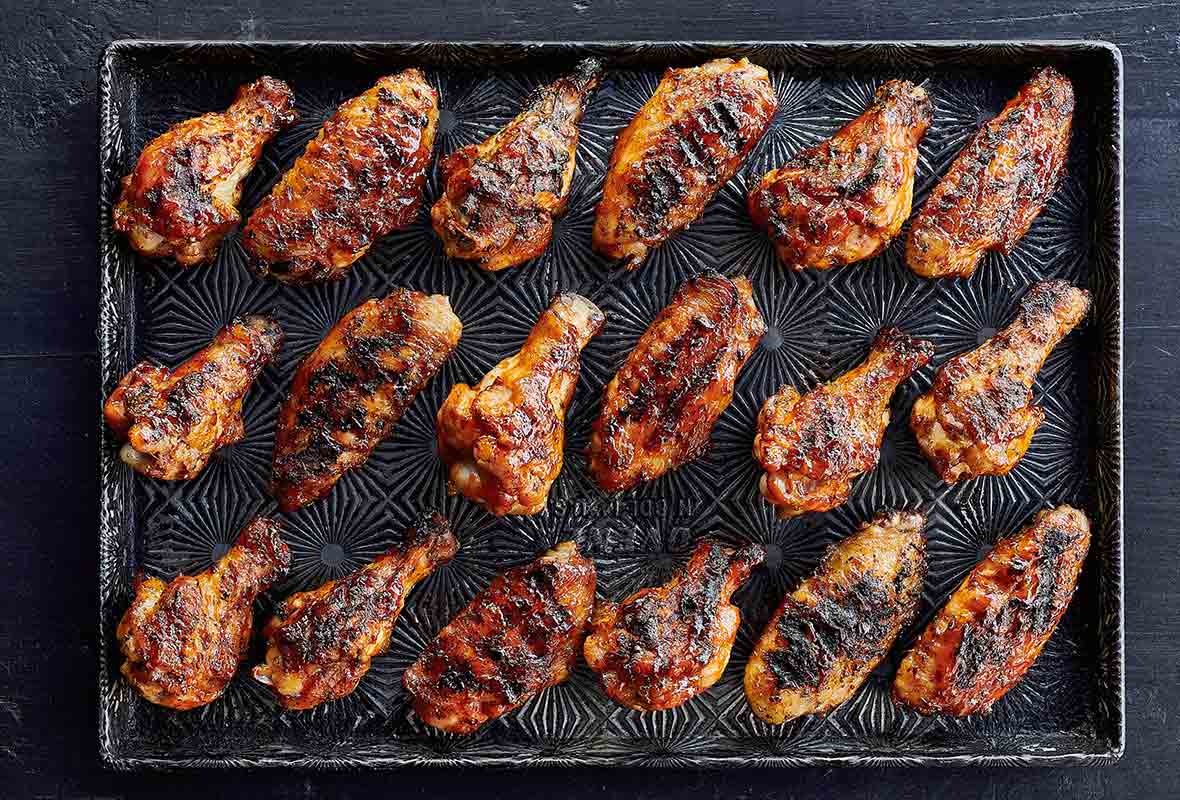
432, 58, 602, 271
271, 288, 461, 512
117, 516, 290, 710
584, 539, 764, 711
243, 69, 438, 282
254, 511, 458, 710
754, 327, 933, 517
104, 315, 283, 480
437, 294, 604, 516
749, 80, 932, 271
911, 280, 1090, 483
593, 58, 778, 269
907, 67, 1074, 279
588, 272, 765, 493
403, 541, 596, 734
894, 505, 1090, 716
113, 76, 296, 266
745, 510, 926, 724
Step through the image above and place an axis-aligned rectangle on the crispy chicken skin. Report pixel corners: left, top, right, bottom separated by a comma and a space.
907, 67, 1074, 279
254, 512, 457, 710
593, 58, 778, 270
588, 273, 765, 493
911, 280, 1090, 483
432, 59, 603, 271
104, 315, 283, 480
113, 77, 296, 266
749, 80, 932, 271
745, 511, 926, 724
117, 517, 290, 710
403, 541, 596, 734
894, 505, 1090, 716
243, 69, 438, 283
754, 328, 933, 517
437, 294, 605, 516
584, 539, 764, 711
271, 289, 461, 512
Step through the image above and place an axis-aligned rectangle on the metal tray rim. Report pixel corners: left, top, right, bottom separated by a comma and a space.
97, 38, 1125, 770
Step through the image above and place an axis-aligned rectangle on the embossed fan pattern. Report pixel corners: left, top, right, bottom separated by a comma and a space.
99, 42, 1122, 767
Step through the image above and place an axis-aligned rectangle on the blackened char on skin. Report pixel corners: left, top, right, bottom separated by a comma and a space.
587, 540, 763, 710
403, 543, 595, 734
893, 506, 1090, 716
256, 511, 457, 710
271, 289, 460, 512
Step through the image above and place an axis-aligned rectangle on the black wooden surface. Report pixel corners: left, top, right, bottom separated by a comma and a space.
1, 1, 1175, 797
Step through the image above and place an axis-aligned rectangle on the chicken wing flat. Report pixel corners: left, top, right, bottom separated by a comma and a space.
117, 516, 290, 710
271, 288, 461, 512
437, 294, 604, 516
113, 76, 296, 266
403, 541, 596, 734
243, 69, 438, 282
104, 315, 283, 480
593, 58, 778, 269
749, 80, 932, 271
584, 539, 764, 711
911, 280, 1090, 483
894, 505, 1090, 716
254, 511, 457, 710
432, 58, 603, 271
745, 510, 926, 724
588, 273, 765, 493
906, 67, 1074, 279
754, 328, 933, 517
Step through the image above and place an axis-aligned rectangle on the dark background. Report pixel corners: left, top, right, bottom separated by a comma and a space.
2, 1, 1175, 797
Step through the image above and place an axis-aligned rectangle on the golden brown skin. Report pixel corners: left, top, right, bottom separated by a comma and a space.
745, 511, 926, 724
588, 273, 765, 493
437, 294, 605, 516
113, 77, 296, 266
271, 289, 461, 512
749, 80, 932, 271
432, 58, 603, 271
243, 69, 438, 283
593, 58, 778, 269
403, 541, 596, 734
911, 280, 1090, 483
894, 505, 1090, 716
907, 67, 1074, 279
754, 328, 933, 517
117, 517, 290, 710
254, 512, 458, 710
103, 315, 283, 480
584, 539, 764, 711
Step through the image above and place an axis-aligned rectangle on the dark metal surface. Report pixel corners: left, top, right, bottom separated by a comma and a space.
97, 40, 1122, 769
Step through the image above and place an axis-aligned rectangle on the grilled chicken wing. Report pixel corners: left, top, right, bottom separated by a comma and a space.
254, 511, 457, 710
588, 273, 765, 492
911, 280, 1090, 483
907, 67, 1074, 279
113, 77, 296, 266
584, 539, 764, 711
894, 505, 1090, 716
243, 69, 438, 282
593, 58, 778, 269
749, 80, 932, 271
437, 294, 604, 516
104, 315, 283, 480
432, 59, 603, 271
117, 516, 290, 710
745, 510, 926, 724
754, 328, 933, 517
404, 541, 596, 734
271, 288, 461, 512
